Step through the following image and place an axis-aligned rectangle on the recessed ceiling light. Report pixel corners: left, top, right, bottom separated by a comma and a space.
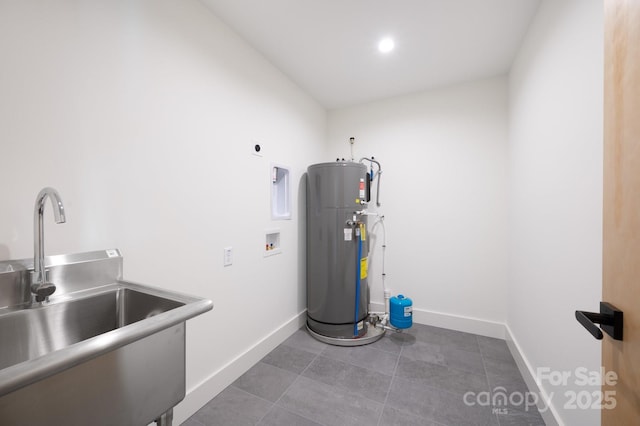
378, 37, 395, 53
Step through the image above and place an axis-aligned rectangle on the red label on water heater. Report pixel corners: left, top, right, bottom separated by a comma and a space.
359, 179, 365, 198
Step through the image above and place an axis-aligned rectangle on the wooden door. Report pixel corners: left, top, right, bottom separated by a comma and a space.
603, 0, 640, 423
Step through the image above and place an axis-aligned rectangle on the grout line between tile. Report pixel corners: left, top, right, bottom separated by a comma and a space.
478, 345, 546, 425
228, 383, 277, 407
319, 344, 399, 377
261, 347, 328, 426
376, 342, 403, 426
297, 356, 389, 407
477, 335, 502, 426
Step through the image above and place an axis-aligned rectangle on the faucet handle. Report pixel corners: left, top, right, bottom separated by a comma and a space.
30, 269, 56, 302
31, 282, 56, 302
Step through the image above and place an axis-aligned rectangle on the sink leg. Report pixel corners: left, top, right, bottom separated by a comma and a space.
155, 408, 173, 426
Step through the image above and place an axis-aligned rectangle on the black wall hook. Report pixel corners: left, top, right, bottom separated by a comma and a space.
575, 302, 623, 341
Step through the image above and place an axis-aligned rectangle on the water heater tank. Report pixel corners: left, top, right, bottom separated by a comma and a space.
306, 161, 369, 339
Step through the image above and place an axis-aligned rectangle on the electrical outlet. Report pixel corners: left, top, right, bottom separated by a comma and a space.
223, 247, 233, 266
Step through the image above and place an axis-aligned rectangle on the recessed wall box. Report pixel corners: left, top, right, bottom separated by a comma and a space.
271, 164, 291, 220
265, 229, 282, 257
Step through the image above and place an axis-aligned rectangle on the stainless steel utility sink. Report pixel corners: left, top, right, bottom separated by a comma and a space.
0, 250, 212, 426
1, 287, 184, 371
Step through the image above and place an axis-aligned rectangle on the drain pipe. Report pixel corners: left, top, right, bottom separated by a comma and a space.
369, 215, 398, 331
369, 216, 389, 314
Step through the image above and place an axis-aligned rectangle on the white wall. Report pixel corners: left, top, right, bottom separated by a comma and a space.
0, 0, 325, 422
0, 0, 605, 424
508, 1, 603, 425
328, 77, 509, 335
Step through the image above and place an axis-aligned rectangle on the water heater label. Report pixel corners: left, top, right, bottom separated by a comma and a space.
404, 306, 413, 317
357, 321, 364, 331
360, 257, 368, 279
359, 179, 365, 198
344, 228, 352, 241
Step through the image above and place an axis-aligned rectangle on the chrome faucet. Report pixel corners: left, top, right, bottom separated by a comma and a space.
31, 187, 66, 302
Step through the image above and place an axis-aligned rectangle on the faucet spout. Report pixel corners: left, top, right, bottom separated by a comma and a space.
32, 187, 66, 302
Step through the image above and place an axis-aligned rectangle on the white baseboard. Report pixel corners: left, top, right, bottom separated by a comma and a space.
505, 325, 562, 426
172, 310, 307, 425
370, 302, 506, 339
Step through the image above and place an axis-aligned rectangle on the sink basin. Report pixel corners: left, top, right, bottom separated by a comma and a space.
0, 288, 184, 371
0, 250, 213, 426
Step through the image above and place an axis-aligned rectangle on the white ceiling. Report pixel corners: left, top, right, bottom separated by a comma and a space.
200, 0, 541, 109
